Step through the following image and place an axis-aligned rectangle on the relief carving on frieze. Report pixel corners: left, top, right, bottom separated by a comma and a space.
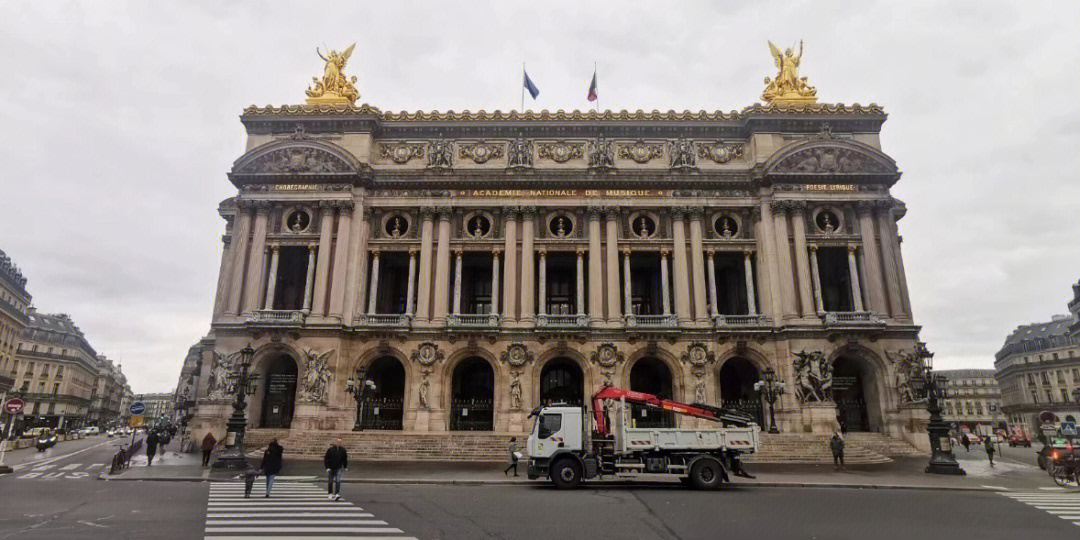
698, 141, 744, 164
668, 136, 697, 170
772, 146, 890, 174
241, 147, 352, 174
617, 140, 664, 164
298, 348, 335, 404
506, 136, 534, 169
537, 140, 585, 163
379, 141, 425, 164
458, 140, 504, 164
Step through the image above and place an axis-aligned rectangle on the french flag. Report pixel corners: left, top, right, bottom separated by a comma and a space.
587, 68, 598, 102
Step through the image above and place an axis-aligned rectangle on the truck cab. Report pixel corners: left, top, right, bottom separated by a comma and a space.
526, 406, 585, 480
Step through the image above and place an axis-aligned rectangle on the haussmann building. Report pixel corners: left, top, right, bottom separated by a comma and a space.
188, 44, 931, 459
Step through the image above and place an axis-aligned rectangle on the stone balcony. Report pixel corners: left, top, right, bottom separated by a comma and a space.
447, 313, 501, 330
248, 309, 306, 326
358, 313, 412, 328
713, 314, 771, 328
625, 313, 678, 329
822, 311, 884, 326
536, 313, 589, 330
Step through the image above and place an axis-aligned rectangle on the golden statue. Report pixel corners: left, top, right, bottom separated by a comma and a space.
305, 44, 360, 105
762, 40, 818, 105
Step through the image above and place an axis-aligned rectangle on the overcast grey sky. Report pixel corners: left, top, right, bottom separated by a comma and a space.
2, 1, 1078, 392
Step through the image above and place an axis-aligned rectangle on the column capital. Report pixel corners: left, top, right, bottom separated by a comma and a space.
769, 200, 789, 215
492, 248, 502, 256
855, 200, 877, 215
847, 244, 858, 253
576, 247, 586, 256
788, 200, 808, 214
809, 244, 818, 252
361, 206, 374, 220
750, 206, 761, 220
519, 206, 538, 217
408, 246, 418, 255
705, 248, 716, 256
371, 247, 381, 256
602, 206, 622, 217
501, 205, 520, 216
235, 198, 254, 210
686, 206, 705, 220
307, 243, 317, 251
253, 200, 273, 214
621, 247, 632, 256
586, 206, 603, 220
338, 200, 356, 211
743, 248, 755, 257
454, 247, 463, 256
437, 207, 454, 220
318, 200, 336, 210
537, 247, 547, 256
660, 248, 670, 257
419, 206, 437, 219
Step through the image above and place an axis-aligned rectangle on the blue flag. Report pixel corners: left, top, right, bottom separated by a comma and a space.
523, 70, 540, 99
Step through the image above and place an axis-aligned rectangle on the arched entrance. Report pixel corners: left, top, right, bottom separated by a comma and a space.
260, 355, 298, 429
629, 357, 675, 428
359, 356, 405, 430
450, 357, 494, 431
832, 355, 883, 432
540, 358, 584, 406
718, 358, 763, 426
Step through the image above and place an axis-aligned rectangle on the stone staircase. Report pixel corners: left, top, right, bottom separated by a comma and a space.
745, 432, 924, 465
843, 432, 925, 458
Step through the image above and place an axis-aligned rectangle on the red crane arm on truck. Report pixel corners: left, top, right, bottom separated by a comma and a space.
590, 385, 751, 436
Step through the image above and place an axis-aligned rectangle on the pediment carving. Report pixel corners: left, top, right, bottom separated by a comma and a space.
232, 139, 360, 176
765, 139, 896, 177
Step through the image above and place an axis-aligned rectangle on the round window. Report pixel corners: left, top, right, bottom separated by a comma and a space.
385, 215, 409, 237
815, 210, 839, 234
285, 210, 310, 232
631, 215, 656, 238
714, 216, 738, 238
466, 215, 491, 238
548, 215, 574, 237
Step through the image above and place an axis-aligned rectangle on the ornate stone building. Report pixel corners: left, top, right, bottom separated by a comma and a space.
189, 45, 929, 453
0, 248, 31, 399
938, 369, 1003, 431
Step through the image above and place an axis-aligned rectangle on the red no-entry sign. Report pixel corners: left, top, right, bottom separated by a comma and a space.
4, 398, 24, 415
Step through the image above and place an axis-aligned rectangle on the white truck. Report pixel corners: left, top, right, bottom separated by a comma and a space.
526, 385, 760, 490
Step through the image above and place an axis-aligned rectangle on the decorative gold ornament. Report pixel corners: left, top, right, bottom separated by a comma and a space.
379, 141, 425, 164
306, 44, 360, 105
698, 141, 744, 164
762, 40, 818, 105
458, 140, 504, 164
537, 141, 585, 163
617, 140, 664, 164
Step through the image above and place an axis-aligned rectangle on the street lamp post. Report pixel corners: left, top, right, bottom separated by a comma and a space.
212, 345, 259, 470
345, 369, 376, 431
754, 367, 786, 434
914, 342, 965, 476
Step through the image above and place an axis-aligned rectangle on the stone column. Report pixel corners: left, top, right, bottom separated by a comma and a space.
809, 246, 824, 314
491, 249, 501, 315
622, 248, 633, 317
310, 201, 336, 316
519, 208, 536, 323
743, 250, 757, 316
415, 209, 436, 322
587, 207, 604, 323
241, 202, 271, 316
884, 207, 913, 317
502, 208, 518, 323
856, 203, 887, 314
660, 249, 672, 316
576, 248, 586, 317
405, 248, 417, 316
705, 249, 718, 318
688, 208, 708, 321
754, 203, 782, 321
876, 205, 905, 318
367, 250, 381, 314
226, 201, 252, 316
303, 244, 316, 313
452, 249, 463, 315
770, 202, 798, 319
671, 209, 692, 324
212, 235, 232, 318
351, 208, 372, 322
847, 245, 864, 312
263, 244, 280, 310
537, 249, 547, 317
790, 203, 816, 318
432, 209, 453, 324
604, 209, 622, 322
341, 201, 365, 325
328, 201, 354, 321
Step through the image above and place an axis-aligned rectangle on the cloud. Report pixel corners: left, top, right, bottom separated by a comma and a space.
1, 1, 1078, 391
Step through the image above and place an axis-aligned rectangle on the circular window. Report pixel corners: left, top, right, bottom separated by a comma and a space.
385, 215, 409, 237
714, 215, 738, 238
466, 215, 491, 239
631, 215, 656, 239
815, 210, 839, 234
548, 215, 574, 238
285, 210, 310, 233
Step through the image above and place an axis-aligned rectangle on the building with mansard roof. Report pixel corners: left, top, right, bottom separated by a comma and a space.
0, 248, 31, 397
187, 46, 929, 455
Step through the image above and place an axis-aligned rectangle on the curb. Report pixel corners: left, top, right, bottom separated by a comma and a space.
95, 474, 1010, 492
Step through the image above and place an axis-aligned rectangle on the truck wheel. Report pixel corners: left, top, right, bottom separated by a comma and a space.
551, 459, 583, 490
690, 458, 723, 491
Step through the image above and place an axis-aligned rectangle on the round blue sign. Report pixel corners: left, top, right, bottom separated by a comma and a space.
129, 401, 146, 415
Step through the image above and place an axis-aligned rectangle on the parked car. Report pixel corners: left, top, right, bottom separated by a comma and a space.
1037, 439, 1080, 470
81, 426, 100, 435
1009, 434, 1032, 447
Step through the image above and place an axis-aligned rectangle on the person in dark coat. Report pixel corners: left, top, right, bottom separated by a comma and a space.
830, 432, 845, 470
324, 437, 348, 500
261, 439, 284, 497
200, 432, 217, 467
961, 433, 970, 452
145, 430, 160, 466
503, 437, 519, 477
984, 434, 996, 466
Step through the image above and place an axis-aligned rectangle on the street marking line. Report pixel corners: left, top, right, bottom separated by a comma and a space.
60, 463, 81, 470
1000, 491, 1080, 528
206, 513, 374, 518
203, 527, 402, 534
31, 464, 56, 471
10, 438, 119, 471
205, 520, 387, 526
203, 537, 417, 540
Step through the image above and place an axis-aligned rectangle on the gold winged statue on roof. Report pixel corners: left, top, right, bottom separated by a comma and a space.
762, 40, 818, 105
305, 43, 360, 105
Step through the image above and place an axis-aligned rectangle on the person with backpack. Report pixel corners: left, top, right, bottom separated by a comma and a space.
200, 432, 217, 467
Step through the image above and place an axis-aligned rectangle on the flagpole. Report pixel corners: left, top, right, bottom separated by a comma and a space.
594, 62, 599, 113
521, 62, 526, 112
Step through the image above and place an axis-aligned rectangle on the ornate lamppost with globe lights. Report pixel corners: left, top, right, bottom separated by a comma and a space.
346, 368, 377, 431
754, 367, 786, 434
213, 345, 259, 470
912, 341, 965, 476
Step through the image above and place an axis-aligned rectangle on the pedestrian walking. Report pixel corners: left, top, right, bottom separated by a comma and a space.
324, 437, 348, 501
503, 437, 520, 477
984, 435, 996, 466
830, 432, 845, 470
145, 430, 159, 466
961, 433, 970, 452
242, 464, 259, 498
200, 432, 217, 467
261, 438, 284, 497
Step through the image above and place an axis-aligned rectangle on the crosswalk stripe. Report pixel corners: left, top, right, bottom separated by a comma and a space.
999, 491, 1080, 528
204, 537, 417, 540
206, 520, 387, 526
207, 513, 375, 519
204, 527, 402, 534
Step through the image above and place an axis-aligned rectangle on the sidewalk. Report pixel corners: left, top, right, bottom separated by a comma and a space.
103, 450, 1059, 492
